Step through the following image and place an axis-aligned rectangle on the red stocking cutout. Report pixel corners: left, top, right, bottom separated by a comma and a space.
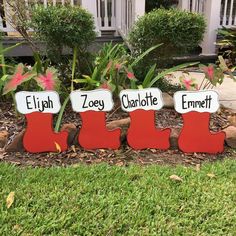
24, 112, 68, 153
178, 111, 225, 154
127, 109, 171, 150
79, 111, 121, 149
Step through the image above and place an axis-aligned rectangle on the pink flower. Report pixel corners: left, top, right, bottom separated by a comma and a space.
3, 63, 33, 95
182, 78, 198, 91
183, 78, 193, 90
127, 71, 135, 80
115, 63, 121, 71
100, 82, 111, 90
35, 68, 58, 91
203, 65, 214, 81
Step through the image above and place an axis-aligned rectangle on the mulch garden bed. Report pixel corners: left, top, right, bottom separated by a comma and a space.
0, 101, 235, 168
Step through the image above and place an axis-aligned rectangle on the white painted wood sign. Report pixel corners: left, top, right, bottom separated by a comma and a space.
15, 91, 61, 114
70, 89, 114, 112
119, 88, 164, 112
174, 90, 220, 114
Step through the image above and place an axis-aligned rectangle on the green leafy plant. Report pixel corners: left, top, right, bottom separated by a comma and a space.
71, 43, 198, 93
0, 41, 25, 115
138, 62, 199, 89
2, 63, 35, 95
218, 27, 236, 66
128, 8, 206, 65
72, 43, 166, 95
74, 43, 135, 95
2, 64, 60, 95
0, 42, 23, 93
179, 56, 235, 90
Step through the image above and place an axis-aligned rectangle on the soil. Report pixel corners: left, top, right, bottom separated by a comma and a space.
0, 101, 235, 168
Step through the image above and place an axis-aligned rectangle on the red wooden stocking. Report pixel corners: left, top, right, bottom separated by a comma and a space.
178, 111, 225, 154
23, 112, 68, 153
127, 109, 171, 150
79, 111, 121, 149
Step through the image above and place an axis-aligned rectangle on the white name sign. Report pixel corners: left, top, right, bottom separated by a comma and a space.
15, 91, 61, 114
174, 90, 220, 114
119, 88, 163, 112
70, 89, 114, 112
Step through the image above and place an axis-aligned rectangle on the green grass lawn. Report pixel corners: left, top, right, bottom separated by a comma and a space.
0, 160, 236, 236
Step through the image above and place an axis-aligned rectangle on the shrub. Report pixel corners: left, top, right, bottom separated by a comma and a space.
30, 5, 96, 62
128, 8, 206, 65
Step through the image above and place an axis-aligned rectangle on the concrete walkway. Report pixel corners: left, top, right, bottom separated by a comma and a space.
170, 71, 236, 111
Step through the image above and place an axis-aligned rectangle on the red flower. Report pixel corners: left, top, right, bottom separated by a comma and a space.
35, 68, 58, 91
3, 63, 33, 95
127, 71, 135, 80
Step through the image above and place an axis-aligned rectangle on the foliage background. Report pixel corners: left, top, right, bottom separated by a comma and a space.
146, 0, 179, 12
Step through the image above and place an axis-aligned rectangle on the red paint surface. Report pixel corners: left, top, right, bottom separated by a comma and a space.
79, 111, 121, 149
24, 112, 68, 153
178, 111, 225, 154
127, 109, 171, 150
